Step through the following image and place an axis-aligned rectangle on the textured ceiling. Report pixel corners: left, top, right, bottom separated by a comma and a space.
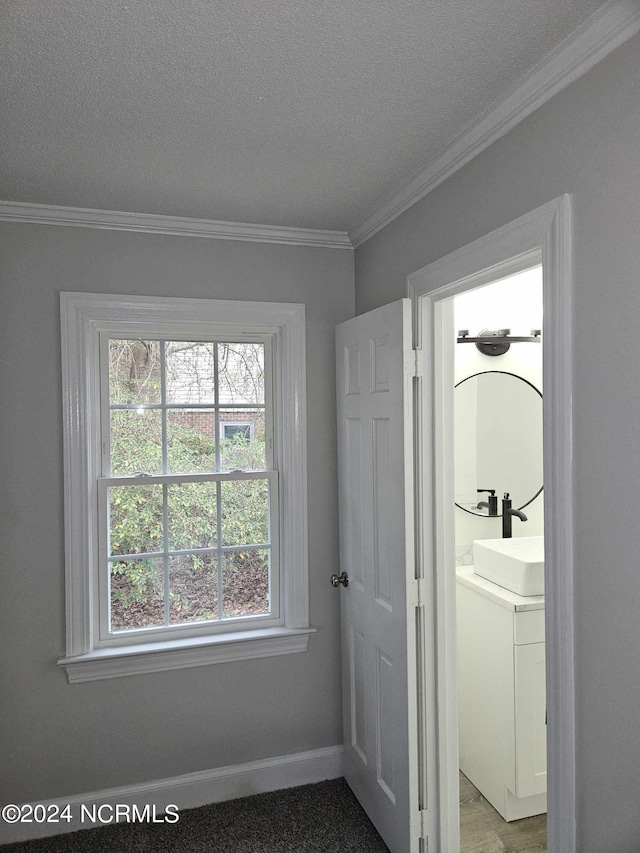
1, 0, 608, 232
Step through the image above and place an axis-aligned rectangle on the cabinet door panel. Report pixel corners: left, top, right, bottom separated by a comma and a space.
515, 642, 547, 797
514, 609, 545, 645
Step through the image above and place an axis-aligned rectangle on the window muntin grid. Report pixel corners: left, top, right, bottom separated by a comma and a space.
97, 336, 279, 644
106, 339, 268, 474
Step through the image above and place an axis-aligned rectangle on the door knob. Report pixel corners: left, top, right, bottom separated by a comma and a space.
330, 572, 349, 588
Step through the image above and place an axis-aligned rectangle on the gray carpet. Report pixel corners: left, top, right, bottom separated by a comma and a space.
1, 779, 390, 853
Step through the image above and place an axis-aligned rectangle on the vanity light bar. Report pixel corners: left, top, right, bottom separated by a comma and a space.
457, 329, 541, 344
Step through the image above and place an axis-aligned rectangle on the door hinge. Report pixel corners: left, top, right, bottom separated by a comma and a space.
419, 807, 433, 842
405, 348, 423, 378
418, 577, 428, 607
408, 577, 428, 608
413, 347, 424, 378
412, 808, 432, 845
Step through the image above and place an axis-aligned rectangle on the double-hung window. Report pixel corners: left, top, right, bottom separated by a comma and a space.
102, 336, 277, 636
59, 294, 311, 682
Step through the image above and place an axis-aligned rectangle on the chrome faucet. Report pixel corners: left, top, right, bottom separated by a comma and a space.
502, 493, 527, 538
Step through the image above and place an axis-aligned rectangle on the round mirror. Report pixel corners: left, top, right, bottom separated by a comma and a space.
454, 371, 542, 516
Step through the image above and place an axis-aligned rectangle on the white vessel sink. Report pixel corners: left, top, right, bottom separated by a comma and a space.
473, 536, 544, 596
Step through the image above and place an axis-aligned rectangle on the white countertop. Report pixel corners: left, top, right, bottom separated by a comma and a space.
456, 565, 545, 612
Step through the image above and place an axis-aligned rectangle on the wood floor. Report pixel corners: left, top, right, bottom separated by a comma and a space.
460, 772, 547, 853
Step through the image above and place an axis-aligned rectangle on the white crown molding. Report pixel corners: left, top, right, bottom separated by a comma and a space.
350, 0, 640, 248
0, 745, 344, 844
0, 200, 353, 249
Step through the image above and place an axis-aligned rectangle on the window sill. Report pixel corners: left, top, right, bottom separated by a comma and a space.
58, 627, 316, 683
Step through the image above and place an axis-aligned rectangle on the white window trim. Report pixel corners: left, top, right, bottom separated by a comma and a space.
58, 292, 312, 683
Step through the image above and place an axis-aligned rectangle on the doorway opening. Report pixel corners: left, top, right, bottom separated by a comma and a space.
453, 268, 547, 850
407, 196, 575, 853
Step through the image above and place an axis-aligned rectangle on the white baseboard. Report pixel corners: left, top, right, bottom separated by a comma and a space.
0, 745, 344, 844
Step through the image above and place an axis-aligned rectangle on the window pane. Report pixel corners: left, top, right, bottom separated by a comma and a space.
221, 479, 269, 547
220, 409, 265, 470
168, 554, 217, 625
222, 423, 252, 441
110, 409, 162, 475
167, 482, 217, 551
110, 558, 164, 631
167, 409, 216, 473
109, 484, 164, 556
218, 342, 264, 405
109, 340, 161, 405
165, 341, 215, 404
222, 549, 270, 618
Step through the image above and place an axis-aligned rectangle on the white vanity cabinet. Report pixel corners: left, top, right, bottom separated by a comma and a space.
456, 566, 547, 821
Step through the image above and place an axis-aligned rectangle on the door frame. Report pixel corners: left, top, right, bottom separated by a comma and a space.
407, 196, 575, 853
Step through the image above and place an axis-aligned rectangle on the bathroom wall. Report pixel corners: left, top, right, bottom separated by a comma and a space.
453, 267, 543, 564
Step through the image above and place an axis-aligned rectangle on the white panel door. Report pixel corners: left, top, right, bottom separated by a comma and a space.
336, 299, 419, 853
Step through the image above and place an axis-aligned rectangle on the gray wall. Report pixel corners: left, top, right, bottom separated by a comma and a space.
0, 224, 354, 803
355, 34, 640, 853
